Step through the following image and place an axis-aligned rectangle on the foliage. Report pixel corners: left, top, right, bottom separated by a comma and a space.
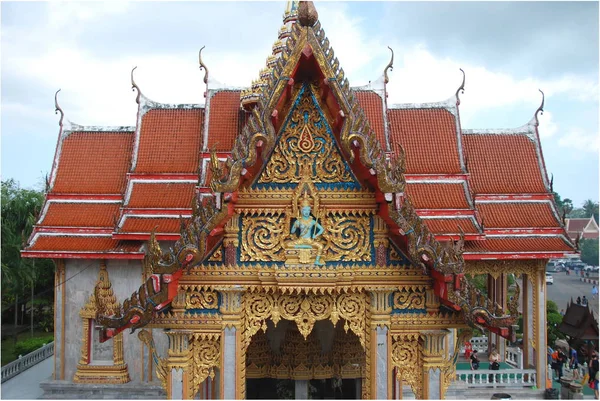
13, 335, 54, 357
470, 274, 488, 296
1, 331, 53, 366
1, 179, 54, 324
580, 238, 599, 266
547, 300, 566, 346
582, 199, 599, 223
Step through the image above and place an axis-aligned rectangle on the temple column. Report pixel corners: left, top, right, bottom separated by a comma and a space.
295, 380, 309, 399
373, 216, 389, 267
421, 330, 449, 400
165, 331, 192, 399
522, 274, 535, 368
370, 289, 393, 399
218, 287, 244, 400
223, 215, 239, 266
534, 266, 548, 387
54, 259, 66, 380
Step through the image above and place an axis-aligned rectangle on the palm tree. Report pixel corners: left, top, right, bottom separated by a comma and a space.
582, 199, 599, 223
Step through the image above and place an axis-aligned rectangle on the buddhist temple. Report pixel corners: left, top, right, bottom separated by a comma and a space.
22, 1, 577, 399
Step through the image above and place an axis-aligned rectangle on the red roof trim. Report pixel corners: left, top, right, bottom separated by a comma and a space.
485, 228, 565, 235
418, 209, 475, 217
112, 233, 180, 241
127, 173, 198, 181
464, 252, 577, 260
34, 227, 114, 234
121, 208, 192, 215
46, 194, 123, 201
405, 174, 469, 181
436, 234, 486, 241
21, 251, 144, 259
476, 194, 554, 201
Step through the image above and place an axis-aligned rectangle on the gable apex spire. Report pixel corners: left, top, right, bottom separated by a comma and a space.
298, 1, 318, 27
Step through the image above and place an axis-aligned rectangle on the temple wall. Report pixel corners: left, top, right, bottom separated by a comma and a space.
63, 259, 143, 382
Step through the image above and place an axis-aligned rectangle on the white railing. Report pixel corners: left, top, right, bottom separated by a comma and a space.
1, 342, 54, 383
456, 368, 537, 388
459, 336, 488, 353
505, 347, 523, 369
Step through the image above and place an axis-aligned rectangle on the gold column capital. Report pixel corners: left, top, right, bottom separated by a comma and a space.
369, 288, 395, 328
217, 287, 244, 328
421, 329, 450, 366
165, 330, 194, 369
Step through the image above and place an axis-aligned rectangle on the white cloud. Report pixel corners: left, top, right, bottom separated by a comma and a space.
537, 110, 559, 138
557, 128, 599, 153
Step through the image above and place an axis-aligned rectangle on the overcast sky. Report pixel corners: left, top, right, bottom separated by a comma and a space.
1, 1, 598, 206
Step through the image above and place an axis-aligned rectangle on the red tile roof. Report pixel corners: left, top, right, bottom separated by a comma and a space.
463, 134, 546, 194
354, 91, 386, 150
422, 218, 479, 234
566, 218, 592, 233
207, 91, 242, 152
388, 108, 462, 174
40, 202, 120, 228
28, 235, 141, 253
119, 217, 182, 233
126, 182, 196, 209
465, 236, 572, 253
477, 202, 560, 228
406, 182, 470, 209
52, 132, 134, 194
135, 109, 204, 173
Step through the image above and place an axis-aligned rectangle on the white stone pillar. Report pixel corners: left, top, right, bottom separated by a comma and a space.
222, 327, 236, 399
171, 368, 184, 400
376, 326, 389, 399
295, 380, 309, 399
535, 268, 548, 387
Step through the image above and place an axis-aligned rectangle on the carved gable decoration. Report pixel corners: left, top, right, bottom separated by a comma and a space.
255, 83, 360, 190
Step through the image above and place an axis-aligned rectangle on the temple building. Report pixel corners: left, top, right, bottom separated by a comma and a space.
22, 2, 576, 399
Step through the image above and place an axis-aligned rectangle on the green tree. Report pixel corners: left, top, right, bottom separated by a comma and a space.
562, 198, 574, 216
547, 300, 566, 346
580, 238, 599, 266
1, 179, 53, 326
582, 199, 599, 223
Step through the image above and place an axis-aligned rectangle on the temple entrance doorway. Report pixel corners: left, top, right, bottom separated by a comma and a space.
245, 319, 363, 399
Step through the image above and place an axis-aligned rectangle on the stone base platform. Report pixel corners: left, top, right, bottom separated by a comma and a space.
39, 380, 166, 399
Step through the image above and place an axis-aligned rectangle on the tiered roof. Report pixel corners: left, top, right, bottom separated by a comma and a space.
22, 2, 575, 261
565, 217, 599, 241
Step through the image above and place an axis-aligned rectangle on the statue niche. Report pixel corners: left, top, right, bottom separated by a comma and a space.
284, 184, 326, 266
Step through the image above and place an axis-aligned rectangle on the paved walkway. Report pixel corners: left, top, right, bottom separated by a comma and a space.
1, 357, 52, 399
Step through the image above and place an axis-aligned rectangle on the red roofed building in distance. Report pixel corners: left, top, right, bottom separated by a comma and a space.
565, 217, 599, 241
22, 1, 576, 399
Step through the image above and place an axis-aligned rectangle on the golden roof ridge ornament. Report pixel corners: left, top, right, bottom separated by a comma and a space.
298, 1, 318, 27
131, 66, 142, 105
199, 46, 209, 85
455, 68, 466, 105
534, 89, 544, 126
383, 47, 394, 84
54, 89, 64, 128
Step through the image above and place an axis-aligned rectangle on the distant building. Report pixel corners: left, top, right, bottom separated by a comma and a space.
566, 217, 599, 241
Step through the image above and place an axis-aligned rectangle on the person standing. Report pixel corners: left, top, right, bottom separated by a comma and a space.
470, 350, 480, 370
556, 348, 567, 381
489, 348, 501, 383
592, 285, 598, 300
577, 296, 582, 305
570, 346, 580, 380
589, 353, 599, 395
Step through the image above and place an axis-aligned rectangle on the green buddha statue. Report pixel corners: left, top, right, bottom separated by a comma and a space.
288, 195, 325, 265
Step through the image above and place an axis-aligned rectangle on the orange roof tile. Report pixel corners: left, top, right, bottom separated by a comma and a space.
52, 132, 134, 194
354, 91, 386, 150
40, 203, 120, 228
463, 134, 546, 194
207, 91, 242, 152
406, 182, 470, 209
388, 108, 462, 174
120, 217, 182, 233
566, 218, 592, 232
465, 237, 572, 253
135, 109, 204, 173
28, 235, 141, 252
422, 218, 479, 234
477, 202, 560, 228
127, 182, 196, 208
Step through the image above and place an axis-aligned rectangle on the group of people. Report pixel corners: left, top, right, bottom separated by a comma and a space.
576, 296, 589, 306
466, 343, 501, 382
548, 345, 599, 398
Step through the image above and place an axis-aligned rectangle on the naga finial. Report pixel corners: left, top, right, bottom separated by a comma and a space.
54, 89, 64, 128
534, 89, 544, 126
550, 173, 554, 193
455, 68, 466, 104
199, 46, 209, 84
298, 1, 318, 27
384, 46, 394, 84
131, 66, 141, 104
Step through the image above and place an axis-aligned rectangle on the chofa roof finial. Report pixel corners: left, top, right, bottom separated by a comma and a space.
298, 1, 318, 27
534, 89, 544, 125
54, 89, 64, 128
131, 66, 142, 104
455, 68, 466, 104
199, 46, 209, 85
384, 46, 394, 84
